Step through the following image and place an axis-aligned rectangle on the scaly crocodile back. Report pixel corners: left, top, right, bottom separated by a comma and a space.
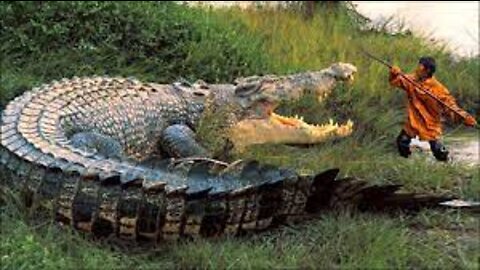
0, 76, 454, 243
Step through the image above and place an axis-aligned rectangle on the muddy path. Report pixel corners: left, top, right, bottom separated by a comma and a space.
410, 129, 479, 166
446, 136, 479, 166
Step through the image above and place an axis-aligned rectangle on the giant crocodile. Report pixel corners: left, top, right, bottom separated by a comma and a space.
0, 62, 459, 243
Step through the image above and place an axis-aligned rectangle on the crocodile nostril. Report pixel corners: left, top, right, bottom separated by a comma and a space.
193, 91, 206, 97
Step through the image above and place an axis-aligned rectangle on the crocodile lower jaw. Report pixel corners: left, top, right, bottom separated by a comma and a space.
228, 112, 354, 152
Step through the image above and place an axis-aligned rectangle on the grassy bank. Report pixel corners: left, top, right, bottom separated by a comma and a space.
1, 2, 479, 269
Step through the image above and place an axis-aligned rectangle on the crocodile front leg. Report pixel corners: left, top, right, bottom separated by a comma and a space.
70, 131, 124, 160
161, 124, 210, 158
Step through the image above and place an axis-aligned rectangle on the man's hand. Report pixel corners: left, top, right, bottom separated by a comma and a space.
464, 115, 478, 127
390, 65, 402, 76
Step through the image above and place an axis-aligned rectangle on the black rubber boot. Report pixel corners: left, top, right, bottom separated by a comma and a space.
396, 130, 412, 158
429, 140, 449, 162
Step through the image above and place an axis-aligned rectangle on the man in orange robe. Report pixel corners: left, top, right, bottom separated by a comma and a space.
389, 56, 477, 161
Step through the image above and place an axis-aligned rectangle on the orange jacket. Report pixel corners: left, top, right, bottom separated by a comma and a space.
389, 71, 472, 141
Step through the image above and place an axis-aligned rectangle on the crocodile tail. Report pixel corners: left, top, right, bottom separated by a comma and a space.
0, 146, 460, 243
0, 147, 336, 242
0, 150, 324, 241
307, 173, 456, 213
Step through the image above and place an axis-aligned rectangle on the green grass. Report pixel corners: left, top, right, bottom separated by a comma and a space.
1, 2, 479, 269
1, 197, 478, 269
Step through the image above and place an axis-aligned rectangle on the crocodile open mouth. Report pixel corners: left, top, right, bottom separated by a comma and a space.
229, 101, 354, 152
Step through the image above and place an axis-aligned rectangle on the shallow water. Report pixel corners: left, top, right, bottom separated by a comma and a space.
352, 1, 479, 58
410, 135, 479, 166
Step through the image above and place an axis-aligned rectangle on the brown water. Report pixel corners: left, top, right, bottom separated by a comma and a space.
352, 1, 479, 58
411, 133, 479, 166
447, 137, 479, 166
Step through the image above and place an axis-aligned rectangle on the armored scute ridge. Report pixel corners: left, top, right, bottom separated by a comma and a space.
0, 74, 456, 243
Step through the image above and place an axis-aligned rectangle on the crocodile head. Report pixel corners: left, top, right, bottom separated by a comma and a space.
197, 62, 357, 153
233, 62, 357, 105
